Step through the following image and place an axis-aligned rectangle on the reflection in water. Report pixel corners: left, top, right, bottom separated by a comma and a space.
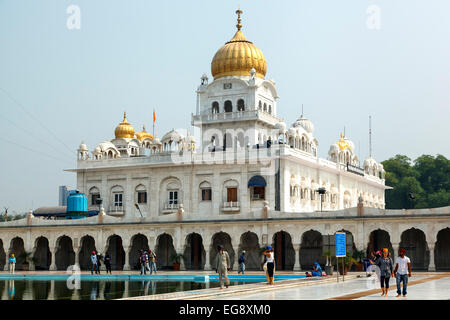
0, 280, 244, 300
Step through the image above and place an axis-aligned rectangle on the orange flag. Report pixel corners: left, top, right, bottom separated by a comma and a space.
153, 110, 156, 123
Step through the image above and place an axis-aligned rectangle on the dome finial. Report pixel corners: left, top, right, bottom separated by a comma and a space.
123, 111, 127, 122
236, 6, 243, 31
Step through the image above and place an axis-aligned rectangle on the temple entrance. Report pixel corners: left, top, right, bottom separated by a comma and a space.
129, 234, 149, 270
55, 236, 75, 270
155, 233, 176, 269
367, 229, 393, 258
238, 232, 261, 270
299, 230, 323, 270
184, 233, 205, 270
33, 237, 51, 270
79, 235, 97, 270
272, 231, 295, 270
400, 228, 429, 271
210, 232, 235, 270
106, 235, 125, 270
435, 228, 450, 271
9, 237, 26, 270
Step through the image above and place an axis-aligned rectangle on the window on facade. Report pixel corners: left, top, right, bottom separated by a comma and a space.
268, 105, 272, 114
252, 186, 265, 200
258, 101, 262, 110
212, 101, 219, 114
263, 103, 267, 112
168, 190, 178, 204
237, 99, 245, 111
227, 187, 238, 202
114, 193, 123, 207
201, 188, 212, 201
137, 191, 147, 204
224, 100, 233, 112
91, 193, 100, 206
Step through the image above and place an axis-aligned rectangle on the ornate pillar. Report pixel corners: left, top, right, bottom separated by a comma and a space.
73, 246, 80, 268
392, 243, 400, 262
123, 246, 132, 271
49, 247, 57, 271
294, 243, 301, 271
204, 242, 211, 271
232, 240, 240, 271
428, 243, 436, 272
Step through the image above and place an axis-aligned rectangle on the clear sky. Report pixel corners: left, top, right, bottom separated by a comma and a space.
1, 0, 449, 213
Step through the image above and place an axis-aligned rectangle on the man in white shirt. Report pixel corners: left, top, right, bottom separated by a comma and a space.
394, 248, 412, 297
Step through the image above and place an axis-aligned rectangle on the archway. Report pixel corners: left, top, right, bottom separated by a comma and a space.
183, 233, 205, 270
9, 237, 25, 270
435, 228, 450, 271
210, 232, 235, 270
0, 239, 6, 270
106, 235, 125, 270
79, 235, 97, 271
299, 230, 323, 270
238, 232, 261, 270
367, 229, 393, 258
272, 231, 295, 270
33, 237, 51, 270
400, 228, 429, 271
129, 234, 149, 270
155, 233, 176, 270
55, 236, 75, 270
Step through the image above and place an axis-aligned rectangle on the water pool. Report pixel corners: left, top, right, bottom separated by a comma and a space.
0, 274, 305, 300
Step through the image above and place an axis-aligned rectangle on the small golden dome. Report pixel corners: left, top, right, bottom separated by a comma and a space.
135, 125, 154, 141
114, 112, 135, 139
336, 133, 350, 151
211, 8, 267, 80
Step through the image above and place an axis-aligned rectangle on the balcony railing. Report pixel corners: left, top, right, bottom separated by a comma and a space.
192, 110, 282, 126
162, 203, 179, 214
222, 201, 240, 213
108, 205, 125, 216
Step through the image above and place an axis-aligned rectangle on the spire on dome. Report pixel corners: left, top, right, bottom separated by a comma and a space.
236, 6, 243, 31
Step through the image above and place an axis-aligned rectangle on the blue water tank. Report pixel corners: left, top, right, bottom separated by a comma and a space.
67, 190, 87, 213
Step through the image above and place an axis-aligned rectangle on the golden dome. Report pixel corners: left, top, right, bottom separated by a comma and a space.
114, 112, 135, 139
211, 8, 267, 80
135, 125, 154, 141
336, 133, 350, 151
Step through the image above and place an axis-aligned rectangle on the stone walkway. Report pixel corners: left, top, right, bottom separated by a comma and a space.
210, 272, 450, 300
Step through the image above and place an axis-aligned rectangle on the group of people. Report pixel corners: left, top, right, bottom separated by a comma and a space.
138, 249, 157, 275
214, 245, 276, 289
370, 247, 412, 297
90, 251, 112, 274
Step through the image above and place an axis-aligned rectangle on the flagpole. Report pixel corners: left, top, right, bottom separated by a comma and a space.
153, 109, 155, 137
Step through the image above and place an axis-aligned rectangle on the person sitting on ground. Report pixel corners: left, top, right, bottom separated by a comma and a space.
312, 262, 323, 276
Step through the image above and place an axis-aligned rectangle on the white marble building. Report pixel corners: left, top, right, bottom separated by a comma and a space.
72, 10, 387, 221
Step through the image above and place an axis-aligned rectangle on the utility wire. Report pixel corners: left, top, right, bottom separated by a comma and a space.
0, 136, 73, 165
0, 87, 75, 155
0, 113, 74, 159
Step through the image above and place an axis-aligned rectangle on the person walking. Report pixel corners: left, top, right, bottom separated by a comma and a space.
263, 246, 275, 285
8, 254, 16, 274
238, 251, 246, 275
104, 253, 112, 274
90, 251, 98, 275
139, 250, 147, 275
394, 248, 412, 297
215, 245, 230, 289
149, 250, 157, 274
376, 248, 394, 297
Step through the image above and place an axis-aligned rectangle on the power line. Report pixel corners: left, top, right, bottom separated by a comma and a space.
0, 113, 74, 159
0, 136, 73, 165
0, 87, 75, 155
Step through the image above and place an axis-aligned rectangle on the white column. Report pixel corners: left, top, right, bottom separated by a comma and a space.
428, 243, 436, 272
294, 244, 301, 271
123, 246, 131, 271
73, 246, 80, 268
232, 240, 240, 271
204, 243, 211, 271
49, 247, 57, 271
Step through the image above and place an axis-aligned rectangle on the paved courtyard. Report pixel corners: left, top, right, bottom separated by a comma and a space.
212, 273, 450, 300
